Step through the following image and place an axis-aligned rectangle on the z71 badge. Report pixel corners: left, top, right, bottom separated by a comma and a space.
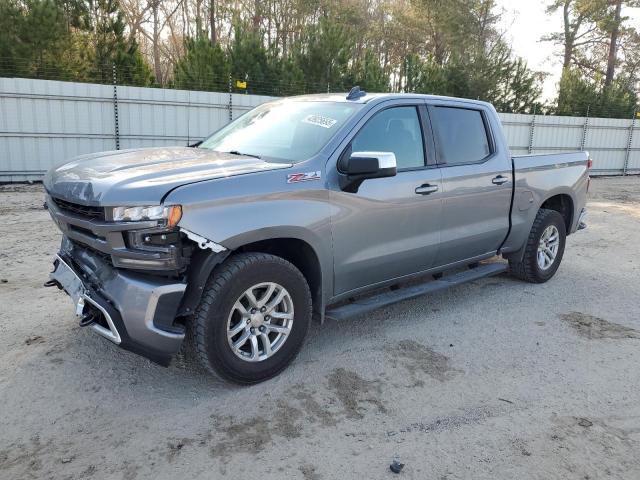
287, 171, 321, 184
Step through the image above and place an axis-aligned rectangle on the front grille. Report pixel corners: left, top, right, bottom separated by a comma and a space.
69, 238, 113, 267
52, 197, 105, 221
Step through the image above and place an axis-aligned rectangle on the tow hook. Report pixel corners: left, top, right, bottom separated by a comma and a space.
79, 311, 97, 327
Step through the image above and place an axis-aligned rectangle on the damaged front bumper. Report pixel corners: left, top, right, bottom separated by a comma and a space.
46, 195, 187, 272
49, 238, 187, 366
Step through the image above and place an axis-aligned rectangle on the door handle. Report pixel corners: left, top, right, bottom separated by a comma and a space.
415, 184, 439, 195
492, 175, 510, 185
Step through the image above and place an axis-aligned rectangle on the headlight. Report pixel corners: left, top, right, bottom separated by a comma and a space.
111, 205, 182, 227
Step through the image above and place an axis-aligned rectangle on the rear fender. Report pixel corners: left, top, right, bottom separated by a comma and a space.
503, 185, 584, 263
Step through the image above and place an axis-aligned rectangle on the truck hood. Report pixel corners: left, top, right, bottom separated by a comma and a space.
44, 147, 291, 205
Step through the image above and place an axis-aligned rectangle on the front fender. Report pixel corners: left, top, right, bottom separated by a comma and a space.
166, 174, 335, 308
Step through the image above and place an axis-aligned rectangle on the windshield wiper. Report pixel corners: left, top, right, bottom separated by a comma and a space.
225, 150, 261, 159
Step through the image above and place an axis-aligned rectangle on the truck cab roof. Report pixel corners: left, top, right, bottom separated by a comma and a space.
284, 92, 494, 109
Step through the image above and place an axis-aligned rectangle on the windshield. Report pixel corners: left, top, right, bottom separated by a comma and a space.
199, 100, 362, 162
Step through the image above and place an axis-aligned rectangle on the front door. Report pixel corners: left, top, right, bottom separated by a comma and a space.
331, 104, 443, 295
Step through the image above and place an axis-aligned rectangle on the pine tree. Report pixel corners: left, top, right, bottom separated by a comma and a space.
173, 36, 229, 91
346, 50, 389, 92
88, 0, 153, 85
0, 1, 25, 77
228, 20, 272, 94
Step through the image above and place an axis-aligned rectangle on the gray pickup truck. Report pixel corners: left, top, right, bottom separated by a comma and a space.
44, 89, 589, 383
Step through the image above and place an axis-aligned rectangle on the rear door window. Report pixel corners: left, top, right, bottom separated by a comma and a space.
430, 107, 491, 165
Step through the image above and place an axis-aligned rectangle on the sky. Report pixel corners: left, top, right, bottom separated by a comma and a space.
497, 1, 640, 102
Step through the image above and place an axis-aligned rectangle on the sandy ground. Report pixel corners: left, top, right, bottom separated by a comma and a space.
1, 177, 640, 480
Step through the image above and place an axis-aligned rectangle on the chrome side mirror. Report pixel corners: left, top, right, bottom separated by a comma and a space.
338, 151, 397, 193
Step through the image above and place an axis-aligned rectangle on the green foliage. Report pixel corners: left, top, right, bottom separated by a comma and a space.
90, 0, 153, 85
0, 1, 25, 77
296, 15, 353, 91
346, 50, 389, 93
174, 36, 229, 91
0, 1, 70, 78
545, 0, 639, 117
228, 20, 273, 94
267, 54, 306, 96
403, 46, 542, 113
404, 55, 448, 95
0, 0, 152, 86
494, 58, 545, 114
557, 68, 637, 117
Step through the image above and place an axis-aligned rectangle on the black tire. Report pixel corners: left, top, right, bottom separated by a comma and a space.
191, 252, 312, 384
509, 208, 567, 283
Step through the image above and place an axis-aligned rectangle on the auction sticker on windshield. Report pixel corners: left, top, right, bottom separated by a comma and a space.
302, 114, 337, 129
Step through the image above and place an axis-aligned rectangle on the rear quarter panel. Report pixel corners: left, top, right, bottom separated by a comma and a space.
502, 152, 589, 255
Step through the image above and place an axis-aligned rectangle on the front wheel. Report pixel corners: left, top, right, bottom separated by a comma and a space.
191, 253, 312, 384
509, 208, 567, 283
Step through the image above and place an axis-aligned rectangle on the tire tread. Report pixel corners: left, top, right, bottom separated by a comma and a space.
189, 252, 311, 383
509, 208, 565, 283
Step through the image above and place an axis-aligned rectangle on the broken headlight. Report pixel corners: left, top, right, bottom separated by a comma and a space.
109, 205, 182, 227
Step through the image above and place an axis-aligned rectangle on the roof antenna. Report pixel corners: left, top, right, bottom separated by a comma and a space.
346, 86, 366, 100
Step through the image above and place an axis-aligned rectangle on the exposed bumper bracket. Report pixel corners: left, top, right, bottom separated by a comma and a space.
50, 254, 122, 344
180, 228, 227, 252
50, 249, 187, 366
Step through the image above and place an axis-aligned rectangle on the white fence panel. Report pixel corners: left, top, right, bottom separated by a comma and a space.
0, 78, 116, 181
533, 116, 584, 152
497, 113, 531, 155
0, 77, 637, 181
0, 78, 276, 181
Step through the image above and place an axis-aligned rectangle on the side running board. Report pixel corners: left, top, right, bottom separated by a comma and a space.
325, 262, 508, 321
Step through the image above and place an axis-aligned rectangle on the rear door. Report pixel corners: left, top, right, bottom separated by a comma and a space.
427, 102, 512, 266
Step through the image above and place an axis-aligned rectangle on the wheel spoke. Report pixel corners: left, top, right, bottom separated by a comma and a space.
257, 283, 276, 308
260, 333, 272, 356
245, 289, 259, 308
249, 335, 259, 360
228, 321, 246, 337
266, 289, 287, 311
233, 330, 251, 349
269, 311, 293, 320
267, 323, 290, 335
233, 301, 248, 316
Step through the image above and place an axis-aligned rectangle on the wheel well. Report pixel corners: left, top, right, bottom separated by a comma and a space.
237, 238, 322, 317
541, 194, 573, 233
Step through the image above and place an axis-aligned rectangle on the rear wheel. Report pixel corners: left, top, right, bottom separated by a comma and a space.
509, 208, 566, 283
191, 252, 312, 384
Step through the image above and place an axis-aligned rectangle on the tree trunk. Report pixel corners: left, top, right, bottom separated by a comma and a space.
253, 0, 261, 29
195, 0, 202, 36
210, 0, 216, 45
604, 0, 622, 87
152, 1, 162, 85
562, 0, 573, 70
